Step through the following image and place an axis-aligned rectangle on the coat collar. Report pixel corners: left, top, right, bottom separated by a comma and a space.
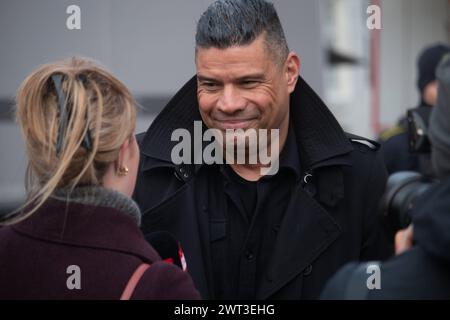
52, 186, 142, 226
13, 198, 160, 263
139, 75, 353, 172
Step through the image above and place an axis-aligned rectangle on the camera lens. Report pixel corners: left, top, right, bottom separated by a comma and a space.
380, 171, 434, 232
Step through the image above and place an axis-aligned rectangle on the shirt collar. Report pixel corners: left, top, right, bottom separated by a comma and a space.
219, 122, 301, 181
277, 121, 302, 179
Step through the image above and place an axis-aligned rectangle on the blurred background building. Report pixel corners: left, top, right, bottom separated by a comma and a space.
0, 0, 449, 211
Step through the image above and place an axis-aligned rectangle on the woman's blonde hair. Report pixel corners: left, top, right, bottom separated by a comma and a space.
2, 57, 136, 225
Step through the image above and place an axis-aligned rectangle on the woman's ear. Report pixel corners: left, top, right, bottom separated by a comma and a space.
116, 137, 131, 173
285, 52, 300, 94
103, 136, 139, 198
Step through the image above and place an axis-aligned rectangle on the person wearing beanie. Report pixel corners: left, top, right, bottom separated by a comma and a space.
321, 59, 450, 300
380, 43, 450, 176
417, 44, 450, 105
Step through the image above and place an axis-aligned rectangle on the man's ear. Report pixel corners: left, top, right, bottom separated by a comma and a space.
285, 52, 300, 94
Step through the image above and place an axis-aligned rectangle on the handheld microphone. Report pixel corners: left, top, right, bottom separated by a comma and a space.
144, 231, 187, 271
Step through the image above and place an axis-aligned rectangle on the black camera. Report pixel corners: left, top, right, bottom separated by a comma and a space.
380, 106, 437, 237
380, 172, 435, 234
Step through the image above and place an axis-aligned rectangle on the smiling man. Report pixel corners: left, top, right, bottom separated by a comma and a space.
134, 0, 391, 299
196, 33, 294, 179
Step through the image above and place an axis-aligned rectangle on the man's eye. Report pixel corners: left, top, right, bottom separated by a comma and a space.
202, 82, 219, 90
241, 80, 259, 88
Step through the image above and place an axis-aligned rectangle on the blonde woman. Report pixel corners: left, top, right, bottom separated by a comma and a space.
0, 58, 200, 300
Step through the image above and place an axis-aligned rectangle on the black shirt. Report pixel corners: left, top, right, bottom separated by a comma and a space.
208, 124, 302, 299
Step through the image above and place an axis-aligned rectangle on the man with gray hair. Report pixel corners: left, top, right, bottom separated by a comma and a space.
135, 0, 391, 299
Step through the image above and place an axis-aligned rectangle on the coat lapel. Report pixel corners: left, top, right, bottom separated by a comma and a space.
257, 183, 342, 299
140, 176, 214, 299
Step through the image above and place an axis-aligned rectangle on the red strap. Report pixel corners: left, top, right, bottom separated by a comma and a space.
120, 263, 151, 300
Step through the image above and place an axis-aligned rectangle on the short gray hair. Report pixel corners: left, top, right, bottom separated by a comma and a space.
195, 0, 289, 65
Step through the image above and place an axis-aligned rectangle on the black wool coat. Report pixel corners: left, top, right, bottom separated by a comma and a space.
134, 75, 392, 299
0, 192, 200, 300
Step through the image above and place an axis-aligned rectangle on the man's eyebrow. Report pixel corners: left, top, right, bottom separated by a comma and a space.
197, 75, 220, 83
235, 73, 265, 81
197, 73, 265, 83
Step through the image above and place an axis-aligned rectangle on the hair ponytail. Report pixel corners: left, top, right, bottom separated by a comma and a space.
1, 57, 136, 225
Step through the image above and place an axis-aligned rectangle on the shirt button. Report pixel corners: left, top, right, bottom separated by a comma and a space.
303, 264, 313, 276
245, 250, 254, 261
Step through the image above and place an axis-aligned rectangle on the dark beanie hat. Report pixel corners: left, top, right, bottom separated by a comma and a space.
429, 54, 450, 178
417, 44, 450, 93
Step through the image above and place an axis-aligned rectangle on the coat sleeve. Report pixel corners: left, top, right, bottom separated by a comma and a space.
320, 262, 358, 300
132, 262, 201, 300
360, 147, 394, 261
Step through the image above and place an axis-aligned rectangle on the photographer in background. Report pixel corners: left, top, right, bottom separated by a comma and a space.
321, 56, 450, 300
381, 44, 450, 176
